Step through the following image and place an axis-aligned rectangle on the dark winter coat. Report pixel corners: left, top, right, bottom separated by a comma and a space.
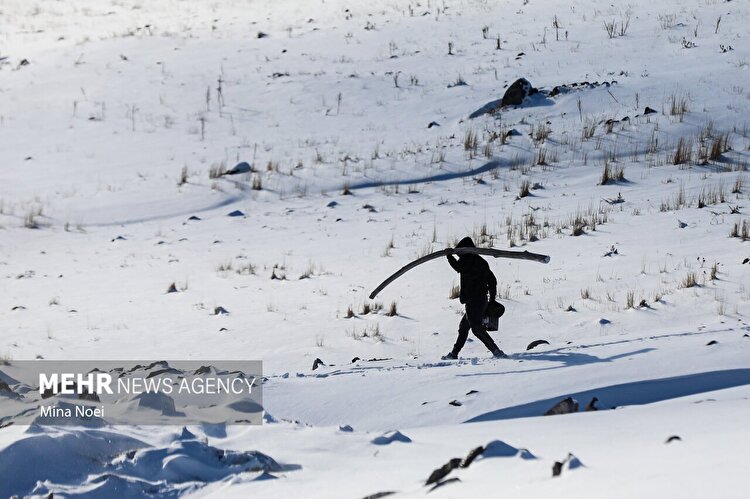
447, 237, 497, 304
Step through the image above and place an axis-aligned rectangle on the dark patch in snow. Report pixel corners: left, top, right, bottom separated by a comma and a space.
428, 477, 461, 491
425, 457, 461, 485
227, 210, 245, 217
361, 492, 396, 499
585, 397, 599, 411
526, 339, 550, 350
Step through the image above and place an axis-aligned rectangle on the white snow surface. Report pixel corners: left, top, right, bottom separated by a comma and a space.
1, 0, 750, 497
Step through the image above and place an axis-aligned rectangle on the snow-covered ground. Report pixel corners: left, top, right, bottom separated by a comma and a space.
1, 0, 750, 496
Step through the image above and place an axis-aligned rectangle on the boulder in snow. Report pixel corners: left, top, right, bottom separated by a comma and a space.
502, 78, 534, 107
544, 397, 579, 416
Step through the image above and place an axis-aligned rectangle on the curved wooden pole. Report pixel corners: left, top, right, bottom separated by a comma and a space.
369, 247, 550, 299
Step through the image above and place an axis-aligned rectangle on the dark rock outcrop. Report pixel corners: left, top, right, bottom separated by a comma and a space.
501, 78, 534, 107
544, 397, 579, 415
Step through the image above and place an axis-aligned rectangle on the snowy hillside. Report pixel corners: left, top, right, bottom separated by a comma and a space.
1, 0, 749, 497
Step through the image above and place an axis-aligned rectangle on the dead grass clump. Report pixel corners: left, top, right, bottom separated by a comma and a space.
672, 137, 692, 165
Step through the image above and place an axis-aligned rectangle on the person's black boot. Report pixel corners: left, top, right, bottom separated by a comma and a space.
441, 351, 458, 360
491, 349, 508, 359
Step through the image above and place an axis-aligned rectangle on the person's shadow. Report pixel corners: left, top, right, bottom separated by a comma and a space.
457, 346, 656, 377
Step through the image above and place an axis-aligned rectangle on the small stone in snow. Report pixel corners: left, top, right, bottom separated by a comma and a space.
585, 397, 599, 411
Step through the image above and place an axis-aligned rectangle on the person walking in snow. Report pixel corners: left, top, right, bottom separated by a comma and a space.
442, 237, 506, 359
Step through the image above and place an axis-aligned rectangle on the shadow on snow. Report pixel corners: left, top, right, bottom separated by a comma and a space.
464, 368, 750, 423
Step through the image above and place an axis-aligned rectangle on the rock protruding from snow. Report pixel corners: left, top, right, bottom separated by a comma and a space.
425, 458, 461, 485
136, 392, 181, 416
544, 397, 579, 416
585, 397, 599, 411
502, 78, 533, 107
224, 161, 253, 175
425, 439, 537, 486
552, 453, 585, 477
371, 430, 412, 445
0, 379, 20, 399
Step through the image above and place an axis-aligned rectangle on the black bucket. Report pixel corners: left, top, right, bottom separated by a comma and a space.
483, 300, 505, 332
